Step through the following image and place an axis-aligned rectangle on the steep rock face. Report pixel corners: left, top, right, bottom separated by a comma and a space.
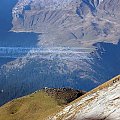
50, 75, 120, 120
12, 0, 81, 33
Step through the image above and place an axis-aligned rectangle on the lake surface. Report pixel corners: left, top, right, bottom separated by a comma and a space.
0, 0, 39, 66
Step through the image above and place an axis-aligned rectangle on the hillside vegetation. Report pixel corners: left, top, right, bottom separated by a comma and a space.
0, 91, 62, 120
0, 88, 85, 120
0, 75, 119, 120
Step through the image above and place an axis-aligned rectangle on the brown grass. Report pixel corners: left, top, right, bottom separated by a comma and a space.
0, 75, 119, 120
0, 91, 63, 120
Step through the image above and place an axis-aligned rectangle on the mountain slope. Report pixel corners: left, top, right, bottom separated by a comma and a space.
0, 88, 85, 120
1, 41, 120, 106
0, 91, 61, 120
0, 75, 119, 120
0, 0, 120, 106
12, 0, 120, 47
50, 75, 120, 120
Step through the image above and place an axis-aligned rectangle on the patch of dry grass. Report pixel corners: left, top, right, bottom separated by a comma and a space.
1, 75, 119, 120
0, 91, 63, 120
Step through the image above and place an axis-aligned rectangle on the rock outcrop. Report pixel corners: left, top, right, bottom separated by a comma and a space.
43, 87, 86, 104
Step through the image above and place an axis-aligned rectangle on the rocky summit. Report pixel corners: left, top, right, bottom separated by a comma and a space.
0, 75, 119, 120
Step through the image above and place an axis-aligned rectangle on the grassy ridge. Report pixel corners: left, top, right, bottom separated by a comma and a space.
0, 91, 63, 120
0, 87, 86, 120
1, 75, 119, 120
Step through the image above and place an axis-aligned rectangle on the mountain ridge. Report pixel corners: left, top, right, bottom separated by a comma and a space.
0, 75, 119, 120
0, 87, 86, 120
0, 0, 120, 107
49, 75, 120, 120
12, 0, 120, 47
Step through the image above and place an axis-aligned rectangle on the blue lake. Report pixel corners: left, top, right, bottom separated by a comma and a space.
0, 0, 39, 66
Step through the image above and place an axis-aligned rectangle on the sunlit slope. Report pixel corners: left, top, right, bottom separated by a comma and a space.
0, 75, 119, 120
0, 88, 85, 120
12, 0, 120, 47
50, 75, 120, 120
0, 91, 62, 120
1, 0, 120, 106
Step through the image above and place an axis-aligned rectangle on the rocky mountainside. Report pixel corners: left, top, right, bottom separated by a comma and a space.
49, 75, 120, 120
12, 0, 120, 47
